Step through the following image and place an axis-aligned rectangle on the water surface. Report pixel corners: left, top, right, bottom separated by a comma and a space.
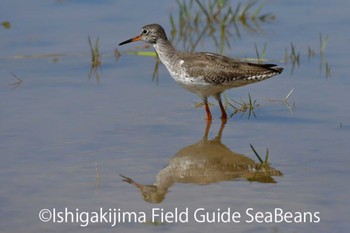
0, 1, 349, 232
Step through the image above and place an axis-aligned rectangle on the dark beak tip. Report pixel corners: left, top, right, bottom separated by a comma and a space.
118, 40, 129, 46
119, 36, 141, 46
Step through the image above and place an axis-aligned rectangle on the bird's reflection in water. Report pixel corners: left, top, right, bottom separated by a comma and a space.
120, 121, 282, 203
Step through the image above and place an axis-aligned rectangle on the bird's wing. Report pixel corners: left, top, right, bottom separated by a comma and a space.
182, 52, 282, 85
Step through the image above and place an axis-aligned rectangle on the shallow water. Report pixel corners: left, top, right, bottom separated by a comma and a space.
1, 0, 349, 232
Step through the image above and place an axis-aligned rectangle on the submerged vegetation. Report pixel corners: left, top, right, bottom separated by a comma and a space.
254, 42, 268, 63
1, 21, 11, 29
88, 36, 101, 68
229, 93, 258, 118
9, 72, 23, 90
250, 144, 269, 165
88, 36, 101, 81
170, 0, 276, 53
284, 33, 330, 77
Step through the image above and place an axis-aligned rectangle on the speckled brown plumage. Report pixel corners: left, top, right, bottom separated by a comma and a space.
178, 52, 283, 85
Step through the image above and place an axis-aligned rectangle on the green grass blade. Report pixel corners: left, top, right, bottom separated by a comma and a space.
250, 144, 263, 163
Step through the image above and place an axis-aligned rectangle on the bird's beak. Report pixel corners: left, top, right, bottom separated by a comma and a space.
119, 35, 141, 46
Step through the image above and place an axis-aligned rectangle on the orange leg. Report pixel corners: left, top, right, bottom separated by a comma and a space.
204, 102, 212, 122
218, 98, 227, 124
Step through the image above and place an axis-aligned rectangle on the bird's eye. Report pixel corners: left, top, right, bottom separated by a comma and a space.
142, 29, 149, 35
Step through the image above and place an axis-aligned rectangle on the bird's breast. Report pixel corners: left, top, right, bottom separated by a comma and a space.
166, 59, 207, 85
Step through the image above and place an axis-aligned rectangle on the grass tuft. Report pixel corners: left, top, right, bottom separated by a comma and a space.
9, 72, 23, 90
2, 21, 11, 29
229, 93, 258, 118
319, 33, 329, 56
250, 144, 269, 164
284, 33, 331, 78
289, 42, 300, 66
254, 42, 267, 63
88, 36, 101, 68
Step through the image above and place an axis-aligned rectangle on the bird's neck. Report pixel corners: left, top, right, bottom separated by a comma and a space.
153, 39, 176, 68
